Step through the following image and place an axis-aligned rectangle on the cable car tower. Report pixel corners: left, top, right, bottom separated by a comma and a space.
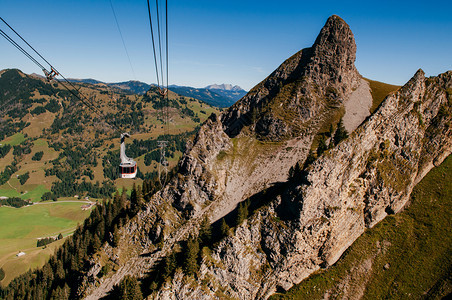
158, 140, 169, 185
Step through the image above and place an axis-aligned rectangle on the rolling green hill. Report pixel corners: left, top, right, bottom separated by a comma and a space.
0, 202, 93, 286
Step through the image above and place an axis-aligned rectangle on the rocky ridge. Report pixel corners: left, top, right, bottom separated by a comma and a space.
148, 69, 451, 300
81, 15, 452, 299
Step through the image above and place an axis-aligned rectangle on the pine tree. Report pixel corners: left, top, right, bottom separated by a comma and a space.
121, 187, 128, 209
199, 215, 212, 246
142, 180, 148, 196
118, 275, 143, 300
112, 224, 120, 247
162, 252, 176, 279
289, 165, 295, 178
55, 261, 65, 281
130, 183, 137, 208
93, 234, 101, 250
220, 218, 230, 237
183, 236, 199, 276
328, 123, 334, 137
236, 202, 248, 226
136, 185, 144, 208
304, 150, 316, 168
50, 286, 63, 300
317, 136, 328, 156
333, 118, 348, 146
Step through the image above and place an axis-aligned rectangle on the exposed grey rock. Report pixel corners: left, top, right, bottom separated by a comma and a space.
343, 78, 372, 133
222, 15, 360, 140
81, 15, 452, 300
161, 69, 451, 300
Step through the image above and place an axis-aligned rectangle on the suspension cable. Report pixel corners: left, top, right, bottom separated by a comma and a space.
1, 17, 54, 69
155, 0, 165, 91
146, 0, 170, 135
165, 0, 169, 136
1, 17, 100, 115
146, 0, 170, 185
165, 0, 168, 91
0, 29, 46, 71
0, 17, 122, 133
109, 0, 136, 80
0, 28, 47, 113
146, 0, 161, 88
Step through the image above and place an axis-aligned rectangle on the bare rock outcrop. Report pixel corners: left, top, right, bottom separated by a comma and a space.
154, 69, 451, 300
222, 15, 360, 140
81, 15, 452, 300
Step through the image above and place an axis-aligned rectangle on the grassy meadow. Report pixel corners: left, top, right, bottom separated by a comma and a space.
0, 202, 93, 286
365, 78, 400, 113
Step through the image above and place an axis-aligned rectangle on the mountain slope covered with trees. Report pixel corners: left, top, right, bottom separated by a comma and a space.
0, 68, 219, 286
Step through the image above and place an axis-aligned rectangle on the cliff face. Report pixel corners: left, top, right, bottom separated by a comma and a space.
81, 15, 452, 300
149, 70, 451, 300
170, 15, 362, 223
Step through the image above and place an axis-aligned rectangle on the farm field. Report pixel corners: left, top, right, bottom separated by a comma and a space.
0, 201, 93, 286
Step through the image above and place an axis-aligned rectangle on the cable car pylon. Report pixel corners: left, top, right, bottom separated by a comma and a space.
157, 139, 169, 186
157, 87, 169, 186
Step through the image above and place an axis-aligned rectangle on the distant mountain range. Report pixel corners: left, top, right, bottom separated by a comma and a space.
169, 84, 247, 108
65, 77, 246, 108
66, 78, 152, 95
205, 83, 243, 92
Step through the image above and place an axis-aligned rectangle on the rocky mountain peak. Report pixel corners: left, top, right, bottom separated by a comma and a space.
221, 15, 360, 140
76, 15, 451, 300
308, 15, 359, 91
312, 15, 355, 59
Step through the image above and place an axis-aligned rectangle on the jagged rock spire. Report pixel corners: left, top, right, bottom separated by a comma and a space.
222, 15, 361, 140
307, 15, 360, 93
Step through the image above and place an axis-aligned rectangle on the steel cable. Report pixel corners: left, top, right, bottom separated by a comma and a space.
0, 18, 122, 132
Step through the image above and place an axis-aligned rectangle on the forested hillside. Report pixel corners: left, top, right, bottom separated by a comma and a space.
0, 68, 219, 286
0, 68, 219, 200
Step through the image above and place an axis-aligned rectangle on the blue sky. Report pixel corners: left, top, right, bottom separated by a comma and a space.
1, 0, 451, 90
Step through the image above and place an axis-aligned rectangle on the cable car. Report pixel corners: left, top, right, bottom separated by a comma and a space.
120, 133, 137, 179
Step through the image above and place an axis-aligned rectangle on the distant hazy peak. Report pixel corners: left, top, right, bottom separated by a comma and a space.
205, 84, 244, 92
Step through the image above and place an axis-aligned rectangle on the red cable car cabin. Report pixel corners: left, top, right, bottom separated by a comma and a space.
120, 161, 137, 179
119, 133, 137, 179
